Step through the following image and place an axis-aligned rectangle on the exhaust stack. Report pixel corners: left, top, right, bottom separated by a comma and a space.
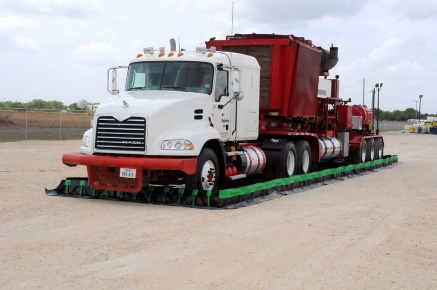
170, 38, 176, 52
319, 45, 339, 74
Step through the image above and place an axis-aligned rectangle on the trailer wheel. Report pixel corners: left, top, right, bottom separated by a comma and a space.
274, 142, 297, 178
366, 138, 375, 161
296, 140, 311, 174
352, 140, 367, 164
374, 138, 384, 160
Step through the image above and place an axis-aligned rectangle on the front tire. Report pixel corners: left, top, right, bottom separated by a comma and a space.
185, 148, 219, 205
195, 148, 219, 191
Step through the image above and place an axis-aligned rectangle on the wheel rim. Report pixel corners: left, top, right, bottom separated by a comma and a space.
200, 160, 216, 190
361, 146, 366, 163
378, 145, 383, 158
302, 149, 310, 173
286, 151, 295, 176
370, 142, 375, 160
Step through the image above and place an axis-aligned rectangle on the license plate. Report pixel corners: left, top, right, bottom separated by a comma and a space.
120, 168, 136, 179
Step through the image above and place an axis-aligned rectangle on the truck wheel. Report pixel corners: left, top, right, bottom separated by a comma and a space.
274, 142, 297, 178
366, 138, 375, 161
296, 140, 311, 174
196, 148, 219, 191
352, 140, 367, 164
185, 148, 219, 206
374, 138, 384, 160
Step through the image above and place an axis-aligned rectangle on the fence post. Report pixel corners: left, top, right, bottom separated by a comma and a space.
25, 107, 28, 140
18, 103, 28, 140
56, 106, 62, 140
59, 109, 62, 140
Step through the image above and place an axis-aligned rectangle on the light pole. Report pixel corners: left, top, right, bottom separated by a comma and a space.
418, 95, 423, 123
414, 101, 418, 121
375, 83, 383, 134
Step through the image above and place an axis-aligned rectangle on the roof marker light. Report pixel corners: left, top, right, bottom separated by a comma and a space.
159, 47, 165, 56
143, 47, 154, 54
196, 47, 207, 54
177, 52, 184, 57
136, 53, 143, 58
168, 52, 174, 57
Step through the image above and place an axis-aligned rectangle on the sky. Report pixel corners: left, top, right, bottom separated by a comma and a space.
0, 0, 436, 113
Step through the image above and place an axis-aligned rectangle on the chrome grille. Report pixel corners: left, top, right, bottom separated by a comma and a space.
95, 116, 146, 151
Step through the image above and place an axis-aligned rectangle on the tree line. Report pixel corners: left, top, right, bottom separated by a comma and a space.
374, 108, 436, 121
0, 99, 435, 121
0, 99, 84, 111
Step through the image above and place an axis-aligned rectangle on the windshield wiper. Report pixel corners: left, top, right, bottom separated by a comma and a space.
162, 86, 187, 92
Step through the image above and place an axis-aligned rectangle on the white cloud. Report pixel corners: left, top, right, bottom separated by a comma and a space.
368, 38, 404, 64
72, 41, 119, 63
386, 61, 423, 73
0, 15, 39, 30
391, 0, 437, 20
11, 36, 39, 50
0, 16, 40, 52
2, 0, 104, 17
236, 0, 371, 25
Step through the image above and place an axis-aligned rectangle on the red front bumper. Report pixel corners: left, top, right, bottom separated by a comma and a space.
62, 153, 197, 192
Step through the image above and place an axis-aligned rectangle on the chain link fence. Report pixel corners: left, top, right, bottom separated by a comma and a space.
377, 120, 414, 132
0, 108, 93, 141
1, 107, 412, 142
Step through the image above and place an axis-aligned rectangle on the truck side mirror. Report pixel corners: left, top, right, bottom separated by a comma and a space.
232, 68, 244, 100
107, 68, 119, 95
232, 68, 240, 95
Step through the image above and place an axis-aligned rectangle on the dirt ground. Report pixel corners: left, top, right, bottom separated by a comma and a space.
0, 132, 436, 289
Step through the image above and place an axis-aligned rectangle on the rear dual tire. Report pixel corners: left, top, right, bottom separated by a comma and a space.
374, 138, 384, 160
353, 137, 384, 164
352, 140, 367, 164
295, 141, 311, 175
366, 138, 375, 162
273, 140, 311, 178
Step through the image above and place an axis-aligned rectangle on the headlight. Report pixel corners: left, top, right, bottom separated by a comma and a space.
81, 136, 90, 147
161, 140, 194, 150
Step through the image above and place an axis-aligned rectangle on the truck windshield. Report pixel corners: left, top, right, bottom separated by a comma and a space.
125, 61, 213, 95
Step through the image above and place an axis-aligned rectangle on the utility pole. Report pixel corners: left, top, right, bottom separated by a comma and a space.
375, 83, 383, 135
362, 78, 365, 105
418, 95, 423, 123
371, 88, 376, 131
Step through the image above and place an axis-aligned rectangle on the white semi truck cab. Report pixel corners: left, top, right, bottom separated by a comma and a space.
63, 45, 262, 194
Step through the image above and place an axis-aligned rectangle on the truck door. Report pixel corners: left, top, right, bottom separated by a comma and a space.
213, 68, 234, 141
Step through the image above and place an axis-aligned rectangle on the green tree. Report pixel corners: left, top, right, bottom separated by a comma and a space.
26, 99, 47, 109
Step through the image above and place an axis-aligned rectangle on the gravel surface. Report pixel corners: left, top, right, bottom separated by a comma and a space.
0, 132, 436, 289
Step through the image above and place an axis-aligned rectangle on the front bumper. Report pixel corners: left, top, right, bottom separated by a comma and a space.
62, 153, 197, 192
